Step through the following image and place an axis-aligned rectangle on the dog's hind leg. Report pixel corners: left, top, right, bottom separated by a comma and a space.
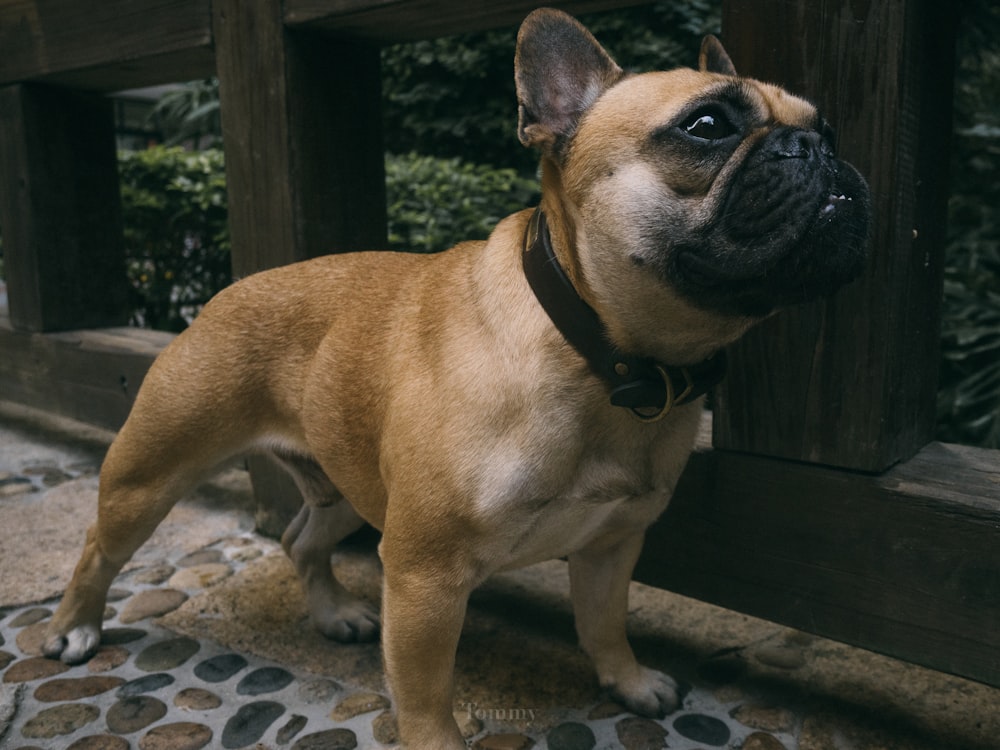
274, 452, 379, 643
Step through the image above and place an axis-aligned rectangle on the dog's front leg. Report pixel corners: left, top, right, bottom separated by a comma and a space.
568, 532, 680, 717
380, 533, 473, 750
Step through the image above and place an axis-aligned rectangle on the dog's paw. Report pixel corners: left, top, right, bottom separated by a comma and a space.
313, 599, 380, 643
607, 666, 680, 718
42, 624, 101, 665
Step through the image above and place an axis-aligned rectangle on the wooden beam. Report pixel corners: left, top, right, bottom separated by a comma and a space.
0, 0, 213, 91
0, 84, 130, 332
635, 440, 1000, 688
0, 321, 172, 431
284, 0, 650, 41
711, 0, 957, 471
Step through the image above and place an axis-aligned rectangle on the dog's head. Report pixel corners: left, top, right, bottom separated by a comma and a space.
515, 8, 871, 362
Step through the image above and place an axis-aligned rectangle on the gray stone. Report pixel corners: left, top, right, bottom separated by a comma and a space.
67, 734, 130, 750
222, 700, 285, 749
177, 549, 225, 567
102, 627, 148, 645
731, 704, 796, 733
473, 733, 536, 750
547, 721, 596, 750
742, 732, 790, 750
194, 653, 248, 683
236, 665, 295, 695
86, 645, 130, 673
372, 710, 398, 745
277, 714, 309, 744
3, 656, 70, 683
20, 703, 100, 738
330, 691, 390, 720
9, 607, 51, 627
297, 678, 341, 704
0, 475, 34, 497
106, 695, 169, 734
168, 563, 232, 590
135, 637, 200, 671
118, 672, 176, 697
672, 713, 730, 746
129, 564, 175, 585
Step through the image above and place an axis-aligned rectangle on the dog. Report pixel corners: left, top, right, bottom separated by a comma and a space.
44, 8, 870, 748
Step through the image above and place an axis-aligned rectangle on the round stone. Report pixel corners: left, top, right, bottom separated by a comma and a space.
547, 722, 596, 750
168, 563, 232, 590
177, 549, 224, 567
236, 666, 295, 695
0, 475, 33, 496
615, 716, 668, 750
10, 607, 52, 627
118, 673, 176, 697
135, 637, 200, 671
174, 687, 223, 711
753, 644, 807, 670
3, 656, 70, 683
276, 714, 308, 744
742, 732, 789, 750
106, 696, 169, 734
372, 710, 398, 745
20, 703, 100, 738
67, 734, 130, 750
672, 713, 731, 746
129, 564, 175, 585
119, 589, 189, 624
102, 627, 148, 645
291, 729, 358, 750
473, 734, 536, 750
106, 587, 132, 602
194, 653, 247, 683
0, 651, 14, 670
587, 701, 625, 720
330, 691, 390, 721
138, 722, 213, 750
34, 675, 125, 702
731, 704, 796, 733
297, 678, 340, 704
15, 622, 50, 655
221, 700, 285, 749
87, 645, 130, 673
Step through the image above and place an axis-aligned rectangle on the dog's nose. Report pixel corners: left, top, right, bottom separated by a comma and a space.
770, 128, 833, 161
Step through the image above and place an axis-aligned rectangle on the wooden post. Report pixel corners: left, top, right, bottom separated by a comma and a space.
213, 0, 387, 535
712, 0, 956, 472
0, 84, 128, 333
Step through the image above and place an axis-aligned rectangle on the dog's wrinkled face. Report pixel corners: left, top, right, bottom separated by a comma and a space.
516, 10, 871, 355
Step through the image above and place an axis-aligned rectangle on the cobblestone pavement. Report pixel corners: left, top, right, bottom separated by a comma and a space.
2, 401, 999, 750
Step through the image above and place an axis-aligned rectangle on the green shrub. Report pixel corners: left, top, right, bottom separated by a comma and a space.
385, 153, 538, 253
119, 146, 230, 331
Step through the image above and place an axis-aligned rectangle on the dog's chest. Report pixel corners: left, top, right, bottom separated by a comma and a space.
473, 404, 702, 568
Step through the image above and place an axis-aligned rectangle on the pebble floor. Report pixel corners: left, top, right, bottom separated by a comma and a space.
0, 527, 800, 750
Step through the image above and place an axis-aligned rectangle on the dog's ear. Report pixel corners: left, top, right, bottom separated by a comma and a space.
699, 35, 737, 76
515, 8, 624, 161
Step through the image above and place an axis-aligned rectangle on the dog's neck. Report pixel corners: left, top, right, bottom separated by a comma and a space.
521, 207, 726, 422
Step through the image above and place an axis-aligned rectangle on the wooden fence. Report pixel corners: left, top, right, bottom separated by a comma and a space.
1, 0, 998, 688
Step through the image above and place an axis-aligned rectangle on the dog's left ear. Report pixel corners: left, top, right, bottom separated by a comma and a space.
515, 8, 624, 161
699, 35, 738, 76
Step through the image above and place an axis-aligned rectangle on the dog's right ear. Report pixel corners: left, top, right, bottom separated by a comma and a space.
515, 8, 624, 162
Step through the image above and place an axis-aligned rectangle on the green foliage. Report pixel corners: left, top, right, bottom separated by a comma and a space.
149, 79, 222, 148
118, 147, 230, 331
937, 0, 1000, 447
385, 153, 538, 253
380, 0, 720, 173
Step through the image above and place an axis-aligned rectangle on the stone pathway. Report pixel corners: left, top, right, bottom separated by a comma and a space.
0, 528, 801, 749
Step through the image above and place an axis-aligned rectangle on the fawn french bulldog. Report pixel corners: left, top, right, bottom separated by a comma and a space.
45, 8, 870, 747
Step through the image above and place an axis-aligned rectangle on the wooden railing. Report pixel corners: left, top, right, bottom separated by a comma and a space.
1, 0, 997, 687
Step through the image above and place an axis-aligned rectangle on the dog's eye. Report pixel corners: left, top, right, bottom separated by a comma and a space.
682, 109, 735, 141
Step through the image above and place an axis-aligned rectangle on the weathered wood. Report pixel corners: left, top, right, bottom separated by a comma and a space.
0, 0, 213, 91
213, 0, 387, 276
635, 440, 1000, 687
711, 0, 956, 471
0, 320, 172, 431
284, 0, 649, 41
0, 84, 130, 333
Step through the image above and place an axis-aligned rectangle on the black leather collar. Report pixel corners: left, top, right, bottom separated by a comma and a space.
521, 208, 726, 422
